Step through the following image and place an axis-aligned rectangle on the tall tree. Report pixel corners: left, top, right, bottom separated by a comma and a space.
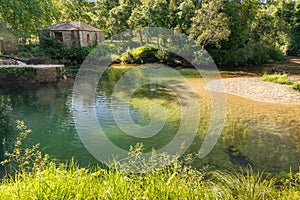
57, 0, 94, 23
189, 0, 230, 47
0, 0, 59, 39
174, 0, 196, 35
93, 0, 119, 32
211, 0, 259, 66
106, 4, 131, 37
290, 2, 300, 52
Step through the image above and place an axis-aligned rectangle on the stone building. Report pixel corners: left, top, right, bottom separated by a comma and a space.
39, 21, 105, 49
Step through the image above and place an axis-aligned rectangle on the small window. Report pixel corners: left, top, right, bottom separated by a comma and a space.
95, 33, 98, 45
87, 34, 90, 45
54, 32, 63, 42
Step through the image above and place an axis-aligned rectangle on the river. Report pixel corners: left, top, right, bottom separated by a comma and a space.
0, 67, 299, 173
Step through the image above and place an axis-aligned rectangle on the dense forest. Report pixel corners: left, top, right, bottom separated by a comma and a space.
0, 0, 299, 66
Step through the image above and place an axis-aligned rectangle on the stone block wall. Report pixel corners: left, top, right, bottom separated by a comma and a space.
0, 65, 66, 89
79, 31, 105, 47
61, 31, 80, 48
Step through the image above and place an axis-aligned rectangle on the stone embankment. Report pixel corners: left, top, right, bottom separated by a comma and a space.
0, 65, 66, 89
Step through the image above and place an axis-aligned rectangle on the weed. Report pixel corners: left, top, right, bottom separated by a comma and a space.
1, 120, 51, 175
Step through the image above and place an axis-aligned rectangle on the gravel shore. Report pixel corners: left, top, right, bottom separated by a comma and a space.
206, 77, 300, 104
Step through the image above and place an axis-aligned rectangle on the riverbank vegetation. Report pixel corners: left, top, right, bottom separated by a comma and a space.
1, 162, 300, 199
0, 0, 300, 68
261, 73, 300, 92
0, 121, 300, 199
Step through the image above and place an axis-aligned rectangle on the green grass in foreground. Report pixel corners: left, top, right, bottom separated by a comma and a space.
1, 122, 300, 199
1, 162, 300, 200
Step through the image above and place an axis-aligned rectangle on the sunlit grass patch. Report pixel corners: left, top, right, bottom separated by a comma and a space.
261, 74, 293, 85
261, 74, 300, 92
290, 82, 300, 92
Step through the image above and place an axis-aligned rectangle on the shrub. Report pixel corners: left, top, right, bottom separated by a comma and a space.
119, 46, 158, 64
39, 35, 62, 59
17, 51, 32, 58
269, 48, 285, 61
61, 46, 94, 65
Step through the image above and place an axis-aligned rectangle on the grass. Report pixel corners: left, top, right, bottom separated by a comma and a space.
290, 82, 300, 92
261, 74, 293, 85
261, 73, 300, 92
0, 160, 300, 199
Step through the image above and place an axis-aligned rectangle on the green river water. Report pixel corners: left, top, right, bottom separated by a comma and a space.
0, 67, 299, 174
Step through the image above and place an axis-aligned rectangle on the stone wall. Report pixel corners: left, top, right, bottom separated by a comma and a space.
79, 31, 105, 47
45, 30, 105, 48
0, 65, 66, 89
61, 31, 80, 48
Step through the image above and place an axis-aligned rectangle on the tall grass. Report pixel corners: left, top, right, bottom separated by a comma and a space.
0, 162, 300, 199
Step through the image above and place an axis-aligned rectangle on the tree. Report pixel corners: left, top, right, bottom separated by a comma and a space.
189, 0, 230, 47
289, 2, 300, 53
208, 0, 260, 66
93, 0, 119, 32
57, 0, 94, 24
0, 0, 59, 40
252, 5, 288, 50
106, 4, 132, 37
174, 0, 196, 35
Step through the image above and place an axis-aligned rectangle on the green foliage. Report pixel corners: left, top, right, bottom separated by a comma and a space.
207, 0, 288, 67
0, 0, 298, 68
190, 0, 230, 47
120, 46, 159, 64
57, 0, 93, 24
261, 74, 293, 85
38, 33, 95, 65
0, 0, 59, 39
270, 48, 286, 61
289, 3, 300, 53
290, 82, 300, 92
61, 46, 94, 65
261, 74, 300, 92
39, 33, 62, 59
118, 46, 191, 67
174, 0, 196, 35
17, 51, 32, 58
106, 4, 131, 36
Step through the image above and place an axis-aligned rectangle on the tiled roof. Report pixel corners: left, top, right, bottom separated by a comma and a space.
40, 21, 102, 32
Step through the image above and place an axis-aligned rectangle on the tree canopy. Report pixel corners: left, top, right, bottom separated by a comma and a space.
0, 0, 299, 66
